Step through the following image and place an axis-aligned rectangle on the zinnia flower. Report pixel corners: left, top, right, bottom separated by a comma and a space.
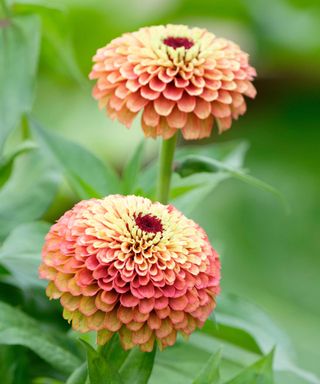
39, 195, 220, 351
89, 24, 256, 140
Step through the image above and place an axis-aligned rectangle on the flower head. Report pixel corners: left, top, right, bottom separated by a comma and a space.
89, 24, 256, 140
39, 195, 220, 351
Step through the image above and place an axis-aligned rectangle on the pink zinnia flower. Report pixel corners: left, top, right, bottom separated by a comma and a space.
89, 24, 256, 140
39, 195, 220, 351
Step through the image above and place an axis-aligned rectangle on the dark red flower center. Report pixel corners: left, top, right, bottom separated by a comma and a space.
163, 36, 194, 50
135, 214, 163, 233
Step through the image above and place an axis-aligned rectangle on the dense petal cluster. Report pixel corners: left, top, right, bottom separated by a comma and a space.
90, 24, 256, 140
39, 195, 220, 351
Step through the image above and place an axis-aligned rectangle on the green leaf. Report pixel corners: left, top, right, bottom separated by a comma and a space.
32, 378, 64, 384
0, 345, 30, 384
0, 148, 59, 241
82, 340, 123, 384
0, 140, 37, 187
120, 346, 156, 384
0, 14, 41, 152
0, 221, 50, 288
193, 349, 221, 384
30, 119, 120, 199
213, 294, 320, 384
100, 334, 129, 372
213, 294, 291, 357
201, 318, 261, 356
170, 141, 249, 214
66, 363, 87, 384
0, 301, 82, 374
175, 154, 286, 209
225, 350, 274, 384
122, 141, 145, 194
12, 0, 85, 84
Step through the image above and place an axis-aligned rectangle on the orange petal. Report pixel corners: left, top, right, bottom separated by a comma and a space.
140, 86, 160, 100
166, 106, 187, 129
149, 77, 166, 92
153, 96, 175, 116
46, 281, 62, 299
97, 329, 114, 345
87, 310, 105, 330
155, 318, 173, 338
79, 295, 98, 316
217, 90, 233, 104
147, 311, 162, 330
169, 295, 188, 311
200, 88, 218, 102
177, 94, 196, 113
140, 333, 155, 352
126, 93, 148, 112
194, 98, 211, 119
117, 305, 134, 324
132, 324, 152, 344
142, 103, 160, 127
141, 120, 157, 138
163, 83, 184, 101
61, 293, 81, 312
211, 102, 231, 118
104, 310, 122, 331
117, 106, 137, 128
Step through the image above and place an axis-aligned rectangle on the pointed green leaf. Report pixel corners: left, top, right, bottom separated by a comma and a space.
66, 363, 87, 384
81, 340, 123, 384
0, 301, 81, 374
30, 119, 120, 199
0, 148, 59, 241
225, 350, 274, 384
12, 1, 85, 85
0, 140, 37, 187
171, 141, 249, 214
120, 346, 156, 384
193, 349, 221, 384
211, 294, 320, 384
0, 221, 49, 288
122, 141, 145, 194
175, 154, 286, 209
100, 334, 129, 372
0, 14, 41, 152
32, 379, 64, 384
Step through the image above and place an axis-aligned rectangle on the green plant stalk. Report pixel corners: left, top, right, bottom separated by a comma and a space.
21, 115, 30, 140
0, 0, 10, 18
156, 133, 178, 204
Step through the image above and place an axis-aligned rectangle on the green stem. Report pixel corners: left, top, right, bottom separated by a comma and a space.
21, 115, 30, 140
0, 0, 10, 18
156, 133, 178, 204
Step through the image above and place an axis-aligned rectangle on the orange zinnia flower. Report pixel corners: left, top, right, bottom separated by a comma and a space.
39, 195, 221, 351
90, 24, 256, 140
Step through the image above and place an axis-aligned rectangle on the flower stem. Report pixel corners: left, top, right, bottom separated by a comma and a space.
0, 0, 10, 18
156, 133, 178, 204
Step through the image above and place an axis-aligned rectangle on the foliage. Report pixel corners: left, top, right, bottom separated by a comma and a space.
0, 0, 319, 383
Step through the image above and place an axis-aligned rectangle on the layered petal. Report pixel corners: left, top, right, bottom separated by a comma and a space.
90, 24, 257, 140
40, 195, 221, 350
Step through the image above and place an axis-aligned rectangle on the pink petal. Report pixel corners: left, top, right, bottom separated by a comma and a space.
142, 103, 159, 127
217, 90, 233, 104
194, 98, 211, 119
200, 88, 218, 102
177, 93, 196, 113
149, 77, 166, 92
163, 83, 184, 101
140, 86, 160, 100
126, 93, 148, 112
153, 95, 175, 116
211, 102, 231, 118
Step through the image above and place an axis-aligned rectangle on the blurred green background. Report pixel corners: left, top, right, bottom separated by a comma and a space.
13, 0, 320, 377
